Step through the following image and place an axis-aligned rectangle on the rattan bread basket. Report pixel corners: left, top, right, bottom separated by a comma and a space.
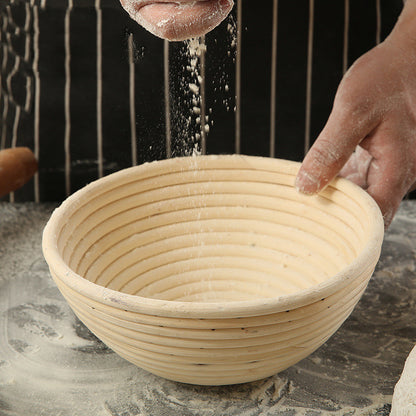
42, 155, 384, 385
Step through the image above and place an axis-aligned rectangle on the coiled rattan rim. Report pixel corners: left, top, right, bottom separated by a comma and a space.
42, 155, 384, 319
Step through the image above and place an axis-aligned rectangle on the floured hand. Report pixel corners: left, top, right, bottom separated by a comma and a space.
296, 0, 416, 228
120, 0, 234, 41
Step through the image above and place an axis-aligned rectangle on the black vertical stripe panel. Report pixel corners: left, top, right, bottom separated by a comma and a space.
240, 0, 273, 157
101, 3, 132, 176
2, 103, 13, 149
274, 0, 309, 162
0, 94, 5, 148
205, 13, 237, 156
0, 104, 15, 202
0, 2, 24, 152
309, 1, 344, 147
167, 41, 189, 157
15, 111, 36, 201
348, 0, 378, 66
38, 4, 66, 202
380, 0, 403, 41
1, 2, 35, 201
129, 25, 165, 164
1, 8, 18, 151
69, 2, 98, 195
0, 82, 13, 151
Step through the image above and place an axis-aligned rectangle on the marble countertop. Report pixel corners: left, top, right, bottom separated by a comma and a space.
1, 201, 415, 416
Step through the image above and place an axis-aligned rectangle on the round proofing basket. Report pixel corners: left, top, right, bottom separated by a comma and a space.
42, 155, 384, 385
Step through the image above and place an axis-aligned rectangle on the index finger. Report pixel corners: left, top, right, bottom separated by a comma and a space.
295, 105, 379, 194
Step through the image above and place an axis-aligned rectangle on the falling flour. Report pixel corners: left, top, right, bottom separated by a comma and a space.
168, 37, 210, 157
165, 11, 237, 157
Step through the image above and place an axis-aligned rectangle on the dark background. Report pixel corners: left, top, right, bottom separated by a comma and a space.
0, 0, 405, 202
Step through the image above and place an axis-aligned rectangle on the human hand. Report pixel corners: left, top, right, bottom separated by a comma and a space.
119, 0, 234, 41
296, 1, 416, 228
0, 147, 38, 198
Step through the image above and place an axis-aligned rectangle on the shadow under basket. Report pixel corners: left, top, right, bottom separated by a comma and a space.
42, 155, 384, 385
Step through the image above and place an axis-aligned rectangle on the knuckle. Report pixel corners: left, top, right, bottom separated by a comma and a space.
309, 139, 343, 169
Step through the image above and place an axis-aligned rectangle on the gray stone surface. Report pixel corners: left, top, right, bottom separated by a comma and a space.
1, 201, 415, 416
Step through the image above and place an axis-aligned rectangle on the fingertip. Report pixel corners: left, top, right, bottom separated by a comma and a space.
295, 168, 324, 195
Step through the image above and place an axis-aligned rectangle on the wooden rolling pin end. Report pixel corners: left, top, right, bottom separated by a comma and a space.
0, 147, 38, 198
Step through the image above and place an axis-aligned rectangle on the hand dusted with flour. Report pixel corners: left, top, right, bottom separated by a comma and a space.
120, 0, 234, 41
296, 0, 416, 228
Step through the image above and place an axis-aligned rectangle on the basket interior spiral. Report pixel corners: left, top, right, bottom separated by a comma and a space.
55, 155, 370, 304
